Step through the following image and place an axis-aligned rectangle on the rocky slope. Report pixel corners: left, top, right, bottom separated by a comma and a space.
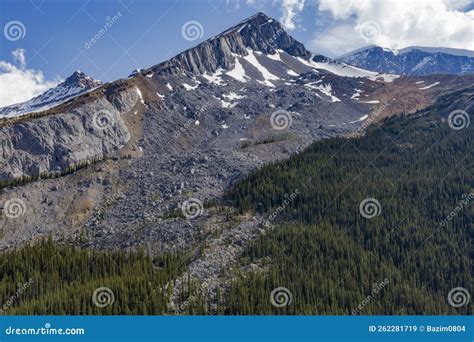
340, 45, 474, 76
0, 12, 473, 298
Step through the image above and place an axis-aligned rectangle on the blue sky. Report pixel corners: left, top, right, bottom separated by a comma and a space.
0, 0, 473, 107
1, 0, 283, 82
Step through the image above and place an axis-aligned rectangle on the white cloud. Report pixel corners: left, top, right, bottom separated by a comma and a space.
0, 49, 60, 108
313, 0, 474, 56
310, 24, 369, 57
11, 48, 26, 69
280, 0, 305, 30
243, 0, 306, 30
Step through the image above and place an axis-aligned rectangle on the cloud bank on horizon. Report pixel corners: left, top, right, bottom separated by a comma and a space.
0, 49, 61, 108
276, 0, 474, 57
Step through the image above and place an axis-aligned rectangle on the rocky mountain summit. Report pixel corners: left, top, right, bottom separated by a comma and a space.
155, 12, 312, 75
340, 45, 474, 76
149, 12, 397, 83
0, 70, 102, 118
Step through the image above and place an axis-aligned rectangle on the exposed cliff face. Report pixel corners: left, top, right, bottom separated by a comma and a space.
0, 86, 138, 182
153, 12, 314, 76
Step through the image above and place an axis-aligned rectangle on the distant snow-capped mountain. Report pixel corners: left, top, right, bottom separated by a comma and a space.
0, 70, 102, 118
339, 45, 474, 76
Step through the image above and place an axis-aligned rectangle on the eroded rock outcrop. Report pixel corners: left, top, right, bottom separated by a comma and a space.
0, 87, 138, 182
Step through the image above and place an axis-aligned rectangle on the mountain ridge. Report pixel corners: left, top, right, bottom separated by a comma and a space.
340, 45, 474, 58
148, 12, 315, 76
340, 45, 474, 75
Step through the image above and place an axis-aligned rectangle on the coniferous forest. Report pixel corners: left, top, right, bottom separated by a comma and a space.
0, 238, 187, 315
223, 109, 473, 315
0, 108, 472, 315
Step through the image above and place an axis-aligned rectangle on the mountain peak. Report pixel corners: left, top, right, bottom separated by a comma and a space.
0, 71, 102, 118
64, 70, 101, 88
217, 11, 307, 56
237, 11, 272, 26
218, 12, 273, 34
239, 11, 270, 23
152, 12, 311, 76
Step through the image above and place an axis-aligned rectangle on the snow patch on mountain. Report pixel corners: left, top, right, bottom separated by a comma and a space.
267, 51, 282, 61
227, 57, 249, 83
135, 87, 145, 104
183, 83, 199, 91
351, 114, 369, 123
243, 49, 280, 87
358, 100, 380, 104
202, 69, 225, 85
296, 56, 398, 82
305, 82, 340, 102
287, 69, 298, 76
351, 89, 363, 100
223, 92, 245, 100
419, 82, 440, 90
312, 60, 398, 82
